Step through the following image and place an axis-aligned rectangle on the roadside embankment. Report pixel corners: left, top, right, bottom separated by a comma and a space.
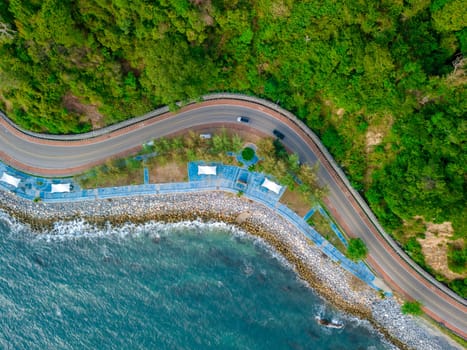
0, 190, 460, 350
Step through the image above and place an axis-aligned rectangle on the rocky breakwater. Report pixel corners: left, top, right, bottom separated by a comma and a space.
0, 190, 461, 350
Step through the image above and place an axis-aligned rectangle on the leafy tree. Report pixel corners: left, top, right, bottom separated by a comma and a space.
432, 0, 466, 32
346, 238, 368, 261
241, 147, 255, 161
448, 279, 467, 298
0, 0, 465, 295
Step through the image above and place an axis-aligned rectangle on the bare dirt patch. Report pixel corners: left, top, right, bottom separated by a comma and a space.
149, 162, 187, 183
63, 93, 105, 129
348, 274, 368, 293
279, 189, 311, 217
323, 99, 346, 121
447, 56, 466, 86
366, 130, 384, 149
364, 114, 393, 153
270, 0, 291, 17
418, 221, 466, 280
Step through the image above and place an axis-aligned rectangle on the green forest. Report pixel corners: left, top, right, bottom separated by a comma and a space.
0, 1, 465, 294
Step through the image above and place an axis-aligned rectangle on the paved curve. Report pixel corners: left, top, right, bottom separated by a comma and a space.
1, 97, 466, 338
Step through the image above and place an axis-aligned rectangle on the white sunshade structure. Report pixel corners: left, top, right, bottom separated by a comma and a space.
0, 172, 21, 188
261, 178, 282, 194
51, 183, 71, 193
198, 165, 217, 175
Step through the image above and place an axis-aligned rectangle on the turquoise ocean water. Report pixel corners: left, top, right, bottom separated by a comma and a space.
0, 211, 391, 349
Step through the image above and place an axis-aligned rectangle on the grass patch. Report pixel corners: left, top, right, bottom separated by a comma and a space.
401, 301, 423, 316
76, 158, 144, 189
403, 237, 432, 273
447, 243, 467, 274
75, 131, 327, 210
307, 211, 347, 254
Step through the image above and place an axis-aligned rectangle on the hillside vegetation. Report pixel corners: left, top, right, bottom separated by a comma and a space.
0, 1, 465, 294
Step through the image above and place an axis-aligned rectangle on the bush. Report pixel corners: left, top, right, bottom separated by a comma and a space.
241, 147, 255, 161
448, 279, 467, 298
401, 301, 423, 316
447, 244, 467, 274
346, 238, 368, 261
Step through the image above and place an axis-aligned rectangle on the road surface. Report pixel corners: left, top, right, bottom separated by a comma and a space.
0, 97, 465, 338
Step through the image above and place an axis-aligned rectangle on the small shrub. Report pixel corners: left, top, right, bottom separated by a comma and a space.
241, 147, 255, 161
401, 301, 423, 316
346, 238, 368, 261
447, 244, 467, 274
448, 279, 467, 298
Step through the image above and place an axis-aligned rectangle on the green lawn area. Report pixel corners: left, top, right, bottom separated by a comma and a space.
307, 211, 347, 254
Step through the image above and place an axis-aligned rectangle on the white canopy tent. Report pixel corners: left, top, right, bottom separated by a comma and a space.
261, 178, 282, 194
51, 183, 71, 193
198, 165, 217, 175
0, 172, 21, 188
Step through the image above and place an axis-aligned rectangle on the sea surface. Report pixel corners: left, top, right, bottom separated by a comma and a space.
0, 210, 391, 349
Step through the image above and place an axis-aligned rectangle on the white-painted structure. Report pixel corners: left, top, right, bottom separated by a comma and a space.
0, 172, 21, 187
198, 165, 217, 175
261, 178, 281, 194
51, 183, 71, 193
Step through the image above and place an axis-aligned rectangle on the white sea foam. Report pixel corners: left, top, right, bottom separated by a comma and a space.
0, 209, 29, 235
33, 218, 248, 243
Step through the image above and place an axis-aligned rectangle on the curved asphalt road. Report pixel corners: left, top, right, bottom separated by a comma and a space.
0, 99, 466, 338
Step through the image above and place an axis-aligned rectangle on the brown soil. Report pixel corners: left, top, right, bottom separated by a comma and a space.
270, 1, 291, 17
279, 189, 310, 217
363, 114, 395, 187
348, 274, 368, 293
365, 130, 384, 150
418, 221, 466, 280
62, 93, 105, 129
149, 162, 187, 183
364, 113, 393, 153
447, 57, 466, 86
336, 108, 345, 117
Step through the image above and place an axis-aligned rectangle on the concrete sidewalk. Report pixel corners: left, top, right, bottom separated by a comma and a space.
1, 160, 378, 291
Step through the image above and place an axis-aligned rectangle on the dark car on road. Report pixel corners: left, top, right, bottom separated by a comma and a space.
273, 129, 285, 140
237, 116, 250, 123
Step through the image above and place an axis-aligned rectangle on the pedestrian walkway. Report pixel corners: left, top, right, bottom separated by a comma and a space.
303, 207, 317, 221
0, 159, 378, 290
144, 168, 150, 184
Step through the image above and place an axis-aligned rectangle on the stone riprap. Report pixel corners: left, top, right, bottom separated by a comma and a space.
0, 190, 460, 350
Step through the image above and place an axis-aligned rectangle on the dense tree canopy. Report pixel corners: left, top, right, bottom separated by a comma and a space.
346, 238, 368, 261
0, 0, 465, 287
